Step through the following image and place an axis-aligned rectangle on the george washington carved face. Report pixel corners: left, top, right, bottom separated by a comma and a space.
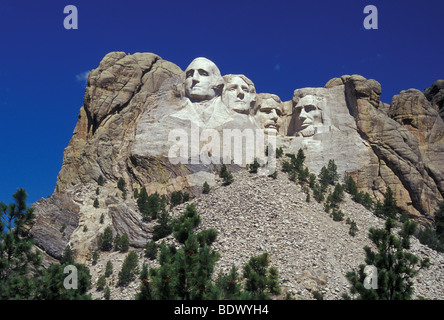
184, 57, 224, 102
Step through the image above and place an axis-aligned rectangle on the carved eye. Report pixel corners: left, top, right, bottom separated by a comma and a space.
305, 105, 316, 112
198, 69, 209, 76
186, 70, 194, 78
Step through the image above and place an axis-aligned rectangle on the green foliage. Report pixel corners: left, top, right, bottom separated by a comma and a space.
354, 191, 373, 210
104, 286, 111, 300
331, 208, 344, 222
0, 189, 42, 299
417, 202, 444, 253
312, 290, 324, 300
105, 260, 113, 277
145, 240, 158, 260
97, 175, 105, 186
343, 218, 430, 300
93, 198, 99, 208
92, 251, 99, 265
203, 181, 211, 194
276, 147, 284, 158
326, 183, 344, 208
344, 175, 358, 196
347, 219, 359, 236
242, 252, 281, 299
0, 189, 91, 300
152, 209, 173, 241
61, 245, 74, 265
98, 226, 114, 251
118, 251, 139, 287
117, 178, 126, 192
435, 200, 444, 239
135, 204, 282, 301
313, 183, 325, 203
220, 164, 234, 185
268, 170, 278, 179
374, 187, 398, 219
119, 233, 130, 253
309, 173, 317, 189
137, 187, 165, 221
36, 263, 91, 300
319, 160, 339, 187
281, 160, 292, 173
100, 213, 104, 224
113, 233, 121, 251
298, 167, 310, 185
96, 187, 100, 196
97, 275, 106, 291
173, 204, 201, 244
171, 191, 183, 207
249, 158, 260, 173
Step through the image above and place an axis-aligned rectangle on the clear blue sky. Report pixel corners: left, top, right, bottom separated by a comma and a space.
0, 0, 443, 205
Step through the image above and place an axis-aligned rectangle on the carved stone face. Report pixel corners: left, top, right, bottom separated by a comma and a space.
294, 95, 324, 137
184, 58, 222, 102
222, 76, 254, 114
255, 97, 282, 135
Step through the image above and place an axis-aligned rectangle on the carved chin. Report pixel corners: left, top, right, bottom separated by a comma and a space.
299, 126, 316, 137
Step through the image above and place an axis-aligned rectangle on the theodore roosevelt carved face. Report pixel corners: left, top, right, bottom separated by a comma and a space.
222, 74, 256, 114
184, 57, 224, 102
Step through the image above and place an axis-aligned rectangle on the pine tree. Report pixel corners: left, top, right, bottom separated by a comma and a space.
344, 175, 358, 196
203, 181, 211, 194
118, 251, 139, 287
242, 252, 281, 299
249, 158, 260, 173
61, 244, 75, 265
152, 209, 173, 241
92, 251, 99, 265
120, 233, 130, 252
117, 178, 126, 192
97, 275, 106, 291
374, 187, 398, 219
171, 191, 183, 207
145, 240, 158, 259
98, 227, 113, 251
327, 159, 339, 184
93, 198, 99, 208
221, 168, 234, 186
105, 260, 113, 277
0, 189, 42, 299
343, 218, 430, 300
97, 175, 105, 186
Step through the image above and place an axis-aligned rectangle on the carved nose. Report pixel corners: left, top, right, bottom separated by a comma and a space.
237, 90, 244, 99
270, 109, 278, 120
300, 109, 308, 120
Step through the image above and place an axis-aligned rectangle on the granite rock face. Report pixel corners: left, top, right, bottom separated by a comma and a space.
342, 76, 444, 221
28, 53, 444, 263
425, 79, 444, 121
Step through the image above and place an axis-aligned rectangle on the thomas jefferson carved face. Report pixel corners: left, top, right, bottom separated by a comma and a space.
222, 75, 256, 114
254, 95, 282, 135
294, 95, 324, 137
184, 58, 223, 102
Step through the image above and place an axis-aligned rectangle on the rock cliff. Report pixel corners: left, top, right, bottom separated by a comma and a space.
28, 52, 443, 271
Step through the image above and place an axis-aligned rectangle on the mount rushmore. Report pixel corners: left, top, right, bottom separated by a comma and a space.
27, 51, 444, 261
